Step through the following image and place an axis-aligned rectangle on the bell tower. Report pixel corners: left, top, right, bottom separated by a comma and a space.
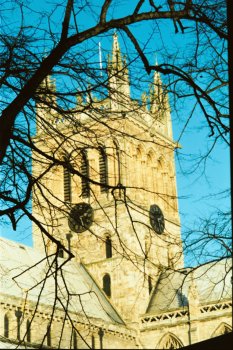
32, 33, 183, 323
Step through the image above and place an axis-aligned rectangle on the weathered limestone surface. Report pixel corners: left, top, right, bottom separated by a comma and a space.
0, 33, 231, 349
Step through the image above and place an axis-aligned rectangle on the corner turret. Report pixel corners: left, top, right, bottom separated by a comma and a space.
149, 68, 173, 139
35, 75, 57, 132
107, 33, 130, 109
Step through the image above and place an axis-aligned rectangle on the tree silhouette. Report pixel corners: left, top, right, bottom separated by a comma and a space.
0, 1, 230, 348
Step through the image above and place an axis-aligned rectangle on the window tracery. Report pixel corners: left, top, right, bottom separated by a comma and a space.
211, 322, 232, 337
136, 145, 145, 188
157, 156, 170, 209
157, 333, 183, 349
146, 150, 156, 194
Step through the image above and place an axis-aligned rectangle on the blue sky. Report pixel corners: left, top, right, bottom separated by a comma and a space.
0, 1, 230, 266
174, 109, 230, 226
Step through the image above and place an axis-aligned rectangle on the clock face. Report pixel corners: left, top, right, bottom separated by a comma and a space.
149, 204, 165, 234
68, 203, 94, 233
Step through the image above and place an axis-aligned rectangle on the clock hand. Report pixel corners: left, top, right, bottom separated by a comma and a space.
79, 216, 84, 226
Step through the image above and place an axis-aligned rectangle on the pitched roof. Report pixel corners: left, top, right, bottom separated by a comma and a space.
0, 336, 42, 349
146, 258, 232, 314
0, 237, 123, 325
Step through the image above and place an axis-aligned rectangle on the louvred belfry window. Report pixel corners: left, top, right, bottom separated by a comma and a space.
63, 161, 72, 202
99, 147, 108, 192
81, 150, 90, 198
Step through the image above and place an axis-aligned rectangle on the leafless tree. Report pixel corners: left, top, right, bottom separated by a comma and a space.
0, 1, 230, 348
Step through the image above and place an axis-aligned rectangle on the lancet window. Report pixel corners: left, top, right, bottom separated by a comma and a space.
91, 335, 95, 349
58, 248, 64, 258
4, 314, 9, 338
212, 322, 232, 337
148, 276, 153, 294
105, 236, 112, 259
63, 155, 72, 202
103, 273, 111, 297
98, 328, 104, 350
146, 150, 155, 193
63, 168, 71, 202
73, 330, 78, 349
26, 319, 31, 343
46, 326, 51, 347
80, 150, 90, 198
157, 333, 183, 349
15, 309, 22, 341
113, 140, 121, 186
99, 147, 108, 192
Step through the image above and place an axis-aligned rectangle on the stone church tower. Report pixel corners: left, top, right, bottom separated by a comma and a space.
32, 33, 184, 324
1, 33, 231, 350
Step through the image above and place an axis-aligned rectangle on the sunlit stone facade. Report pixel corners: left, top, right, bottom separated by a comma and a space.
0, 34, 231, 349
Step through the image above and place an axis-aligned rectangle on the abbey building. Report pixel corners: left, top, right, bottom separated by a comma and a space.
0, 33, 231, 349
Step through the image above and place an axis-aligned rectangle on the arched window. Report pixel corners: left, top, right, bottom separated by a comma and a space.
15, 309, 22, 341
99, 147, 108, 192
58, 248, 64, 258
105, 236, 112, 259
157, 333, 183, 349
4, 314, 9, 338
211, 322, 232, 337
113, 140, 121, 185
91, 335, 95, 349
157, 156, 165, 196
103, 274, 111, 297
73, 330, 78, 349
147, 150, 153, 162
146, 150, 155, 193
80, 150, 90, 198
46, 326, 51, 347
98, 328, 104, 350
63, 162, 72, 202
148, 276, 153, 295
157, 157, 164, 172
26, 319, 31, 343
136, 145, 145, 188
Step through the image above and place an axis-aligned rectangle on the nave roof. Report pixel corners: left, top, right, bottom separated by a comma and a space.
0, 237, 123, 325
147, 257, 232, 315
